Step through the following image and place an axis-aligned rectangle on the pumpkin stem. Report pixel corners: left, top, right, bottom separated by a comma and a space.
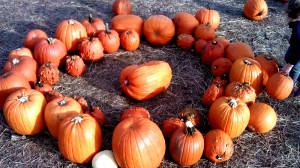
213, 65, 218, 70
243, 59, 252, 65
71, 116, 83, 124
89, 32, 95, 41
36, 80, 44, 87
227, 99, 238, 108
68, 19, 75, 25
18, 95, 29, 103
88, 13, 94, 23
45, 62, 52, 67
105, 23, 110, 34
58, 99, 67, 106
185, 120, 196, 135
12, 58, 20, 65
124, 80, 129, 86
47, 38, 55, 45
216, 154, 223, 160
212, 41, 217, 45
265, 55, 273, 60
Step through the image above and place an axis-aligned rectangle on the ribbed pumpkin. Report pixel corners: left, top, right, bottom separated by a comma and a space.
119, 61, 172, 100
265, 72, 294, 100
38, 62, 60, 85
111, 14, 144, 37
247, 103, 277, 133
204, 129, 234, 163
58, 114, 102, 164
211, 57, 232, 77
3, 88, 47, 135
194, 23, 216, 41
225, 42, 254, 62
229, 58, 263, 95
255, 54, 279, 85
98, 23, 120, 53
8, 47, 33, 59
172, 12, 199, 36
224, 82, 256, 106
112, 117, 165, 168
176, 34, 195, 50
243, 0, 268, 21
201, 40, 225, 65
55, 19, 87, 53
44, 96, 83, 139
23, 29, 48, 51
112, 0, 132, 15
120, 29, 140, 51
195, 8, 220, 30
120, 106, 151, 121
143, 15, 175, 45
65, 55, 86, 77
208, 96, 250, 138
161, 118, 184, 138
81, 14, 105, 37
202, 82, 224, 106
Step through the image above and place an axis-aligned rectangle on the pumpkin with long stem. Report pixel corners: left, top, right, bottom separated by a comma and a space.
81, 14, 105, 37
98, 23, 120, 53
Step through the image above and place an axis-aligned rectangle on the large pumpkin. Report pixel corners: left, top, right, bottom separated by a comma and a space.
111, 14, 144, 37
120, 61, 172, 100
58, 114, 102, 164
208, 96, 250, 138
3, 88, 47, 135
112, 117, 166, 168
195, 8, 220, 30
44, 96, 83, 139
172, 12, 199, 36
265, 72, 294, 100
243, 0, 268, 21
55, 19, 87, 53
143, 15, 175, 45
225, 42, 254, 62
255, 54, 279, 85
229, 58, 263, 95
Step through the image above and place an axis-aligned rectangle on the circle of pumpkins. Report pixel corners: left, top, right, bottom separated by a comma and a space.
0, 0, 292, 167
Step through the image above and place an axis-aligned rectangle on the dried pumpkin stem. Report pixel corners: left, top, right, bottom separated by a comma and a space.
18, 95, 29, 103
58, 99, 67, 106
185, 120, 195, 135
265, 55, 273, 60
105, 23, 110, 34
12, 58, 20, 65
88, 13, 94, 23
216, 154, 223, 160
243, 59, 252, 65
71, 116, 83, 124
47, 38, 55, 45
68, 19, 75, 25
212, 41, 217, 45
124, 80, 129, 86
227, 99, 238, 108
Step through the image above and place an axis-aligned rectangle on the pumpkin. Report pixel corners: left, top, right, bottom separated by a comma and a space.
176, 34, 195, 50
23, 29, 48, 51
111, 14, 144, 37
120, 61, 172, 100
44, 96, 83, 139
247, 103, 277, 133
229, 58, 263, 95
34, 80, 53, 95
33, 37, 67, 68
81, 14, 105, 37
265, 71, 294, 100
255, 54, 279, 85
169, 121, 204, 166
58, 114, 102, 164
212, 76, 229, 88
204, 129, 234, 163
201, 40, 225, 65
120, 29, 140, 51
86, 106, 105, 127
225, 82, 256, 106
178, 107, 201, 126
194, 23, 216, 41
8, 47, 33, 59
172, 12, 199, 36
112, 117, 166, 168
55, 19, 87, 53
195, 8, 220, 30
78, 35, 104, 62
112, 0, 132, 15
44, 90, 63, 103
3, 56, 38, 86
120, 106, 151, 121
208, 96, 250, 138
0, 71, 31, 109
3, 88, 47, 135
194, 39, 208, 54
65, 55, 86, 77
143, 15, 175, 45
98, 23, 120, 53
202, 82, 224, 106
214, 36, 230, 49
38, 62, 60, 85
211, 57, 233, 77
161, 117, 184, 138
243, 0, 268, 21
92, 150, 118, 168
73, 96, 89, 112
225, 42, 254, 62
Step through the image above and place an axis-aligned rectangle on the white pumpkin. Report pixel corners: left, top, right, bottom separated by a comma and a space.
92, 150, 118, 168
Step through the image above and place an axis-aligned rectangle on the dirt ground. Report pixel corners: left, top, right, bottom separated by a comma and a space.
0, 0, 299, 167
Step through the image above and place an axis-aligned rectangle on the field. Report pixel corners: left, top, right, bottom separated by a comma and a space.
0, 0, 299, 167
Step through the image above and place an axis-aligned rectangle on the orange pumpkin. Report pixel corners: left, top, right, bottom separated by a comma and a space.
243, 0, 268, 21
38, 62, 60, 85
111, 14, 144, 37
98, 23, 120, 53
23, 29, 48, 51
214, 36, 230, 48
208, 97, 250, 138
8, 47, 33, 59
224, 82, 257, 106
172, 12, 199, 36
201, 40, 225, 65
81, 14, 105, 37
44, 96, 83, 139
255, 54, 279, 85
112, 0, 132, 15
3, 88, 47, 135
120, 106, 151, 121
265, 72, 294, 100
211, 57, 233, 77
65, 55, 86, 77
178, 107, 201, 126
143, 15, 175, 45
195, 8, 220, 30
78, 36, 104, 62
85, 106, 105, 126
161, 117, 184, 138
176, 34, 195, 50
225, 42, 254, 62
112, 117, 165, 168
194, 23, 216, 41
120, 29, 140, 51
202, 82, 224, 106
58, 114, 102, 164
120, 61, 172, 100
34, 80, 53, 95
194, 39, 208, 54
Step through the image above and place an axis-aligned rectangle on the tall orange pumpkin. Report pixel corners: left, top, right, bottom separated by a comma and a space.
243, 0, 268, 21
55, 19, 87, 53
195, 8, 220, 30
112, 117, 166, 168
120, 61, 172, 100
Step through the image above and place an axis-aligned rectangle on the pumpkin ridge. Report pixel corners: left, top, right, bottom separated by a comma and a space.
136, 127, 156, 167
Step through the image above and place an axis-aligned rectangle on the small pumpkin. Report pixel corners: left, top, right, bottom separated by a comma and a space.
225, 42, 254, 62
8, 47, 33, 59
120, 61, 172, 100
208, 97, 250, 138
44, 90, 63, 103
194, 23, 216, 41
176, 34, 195, 50
172, 12, 199, 36
58, 114, 102, 164
86, 106, 105, 127
204, 129, 234, 163
194, 39, 208, 54
23, 29, 48, 51
120, 106, 151, 121
247, 103, 277, 133
195, 8, 221, 30
111, 14, 144, 37
161, 117, 184, 138
178, 107, 201, 126
213, 36, 230, 49
81, 14, 105, 37
202, 82, 224, 106
143, 15, 175, 45
65, 55, 86, 77
98, 23, 120, 53
243, 0, 268, 21
201, 40, 225, 65
73, 96, 89, 112
211, 57, 233, 77
112, 0, 132, 15
120, 29, 140, 51
55, 19, 87, 53
38, 62, 60, 85
3, 88, 47, 135
79, 35, 104, 62
212, 76, 229, 88
92, 150, 118, 168
224, 82, 257, 106
34, 80, 53, 95
255, 54, 279, 85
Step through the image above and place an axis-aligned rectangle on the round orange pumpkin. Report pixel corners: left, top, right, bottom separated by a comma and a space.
172, 12, 199, 36
255, 54, 279, 85
112, 0, 132, 15
194, 39, 208, 54
78, 36, 104, 62
81, 14, 105, 37
195, 8, 220, 30
111, 14, 144, 37
225, 42, 254, 62
211, 57, 233, 77
23, 29, 48, 51
201, 40, 225, 65
65, 55, 86, 77
120, 29, 140, 51
194, 23, 216, 41
265, 72, 294, 100
8, 47, 33, 59
98, 23, 120, 53
224, 82, 257, 106
176, 34, 195, 50
243, 0, 268, 21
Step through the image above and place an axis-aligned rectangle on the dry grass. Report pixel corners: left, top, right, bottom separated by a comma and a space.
0, 0, 299, 167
